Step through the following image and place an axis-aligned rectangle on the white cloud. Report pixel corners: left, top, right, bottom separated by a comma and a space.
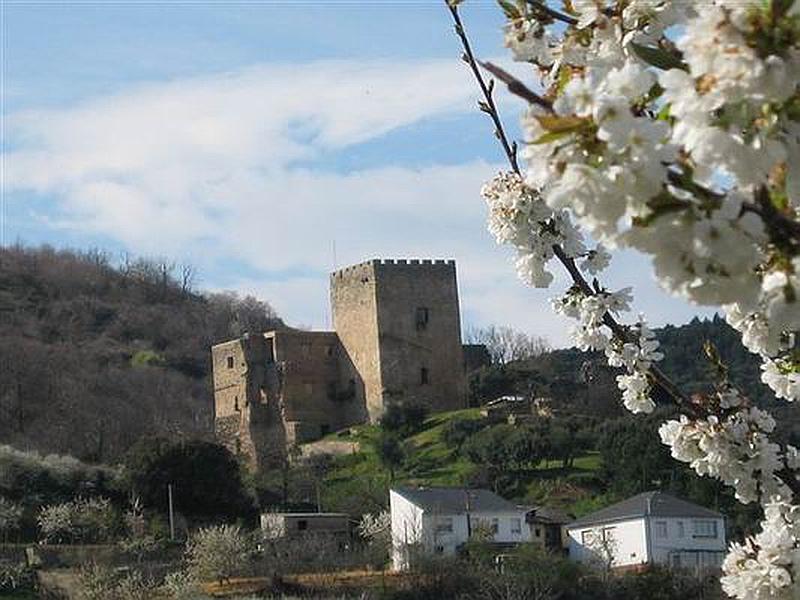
4, 57, 707, 347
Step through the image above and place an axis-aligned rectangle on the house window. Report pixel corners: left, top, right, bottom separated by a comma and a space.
297, 520, 308, 531
601, 527, 616, 543
491, 518, 499, 534
266, 340, 275, 363
415, 307, 430, 330
435, 517, 453, 534
511, 518, 522, 535
535, 527, 541, 537
326, 345, 335, 357
693, 520, 718, 538
581, 530, 595, 545
227, 356, 234, 369
435, 545, 444, 554
671, 554, 682, 568
420, 367, 430, 385
655, 521, 668, 538
234, 396, 239, 411
677, 521, 685, 538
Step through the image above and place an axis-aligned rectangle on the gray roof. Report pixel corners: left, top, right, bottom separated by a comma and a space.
529, 506, 573, 524
392, 487, 521, 514
568, 492, 723, 529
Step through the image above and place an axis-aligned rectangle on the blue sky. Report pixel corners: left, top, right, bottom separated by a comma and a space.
1, 1, 711, 345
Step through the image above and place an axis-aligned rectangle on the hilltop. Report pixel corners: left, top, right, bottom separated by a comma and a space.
0, 244, 282, 462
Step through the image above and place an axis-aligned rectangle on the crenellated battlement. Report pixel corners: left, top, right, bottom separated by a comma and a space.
331, 258, 455, 279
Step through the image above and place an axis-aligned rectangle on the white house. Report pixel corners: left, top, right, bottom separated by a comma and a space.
390, 486, 532, 570
566, 491, 726, 570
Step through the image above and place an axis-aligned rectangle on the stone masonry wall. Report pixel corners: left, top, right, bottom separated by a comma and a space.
373, 259, 467, 416
330, 262, 384, 421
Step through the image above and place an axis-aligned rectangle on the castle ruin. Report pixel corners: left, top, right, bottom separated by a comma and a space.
211, 259, 472, 471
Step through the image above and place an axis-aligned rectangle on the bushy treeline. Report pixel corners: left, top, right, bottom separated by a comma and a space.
0, 437, 258, 545
391, 543, 725, 600
0, 243, 282, 461
471, 316, 771, 411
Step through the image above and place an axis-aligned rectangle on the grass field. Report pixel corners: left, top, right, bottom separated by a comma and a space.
316, 409, 605, 514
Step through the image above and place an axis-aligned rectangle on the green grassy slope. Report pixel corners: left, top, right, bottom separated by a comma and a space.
316, 409, 604, 516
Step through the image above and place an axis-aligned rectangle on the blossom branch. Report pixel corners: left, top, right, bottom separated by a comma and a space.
447, 0, 700, 418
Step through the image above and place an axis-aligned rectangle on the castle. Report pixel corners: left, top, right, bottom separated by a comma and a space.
211, 259, 480, 471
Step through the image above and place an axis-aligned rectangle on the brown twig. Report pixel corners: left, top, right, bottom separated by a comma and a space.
525, 0, 578, 25
480, 61, 553, 110
447, 1, 520, 173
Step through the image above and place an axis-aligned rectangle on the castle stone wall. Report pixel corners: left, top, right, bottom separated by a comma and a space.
330, 262, 384, 421
373, 259, 467, 416
213, 258, 470, 470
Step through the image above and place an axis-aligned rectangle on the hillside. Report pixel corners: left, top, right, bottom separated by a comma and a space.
280, 408, 606, 517
475, 315, 783, 418
0, 244, 282, 462
2, 244, 792, 468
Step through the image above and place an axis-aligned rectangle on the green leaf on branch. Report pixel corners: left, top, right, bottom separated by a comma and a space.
532, 130, 576, 144
534, 114, 588, 133
498, 0, 522, 19
630, 42, 688, 71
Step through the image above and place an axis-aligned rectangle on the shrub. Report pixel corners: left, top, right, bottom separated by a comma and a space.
160, 570, 204, 600
0, 560, 37, 594
380, 402, 429, 435
38, 497, 116, 544
0, 497, 23, 542
77, 563, 158, 600
185, 524, 251, 584
38, 503, 75, 544
441, 418, 486, 450
130, 350, 165, 368
77, 563, 118, 600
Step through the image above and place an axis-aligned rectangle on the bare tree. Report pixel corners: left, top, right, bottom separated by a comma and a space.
465, 325, 549, 366
179, 264, 197, 295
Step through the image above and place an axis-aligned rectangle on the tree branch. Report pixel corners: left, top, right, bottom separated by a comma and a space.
525, 0, 578, 25
446, 0, 702, 417
480, 61, 553, 110
447, 2, 519, 173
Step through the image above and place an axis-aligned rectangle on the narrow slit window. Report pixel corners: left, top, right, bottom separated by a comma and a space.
420, 367, 430, 385
227, 356, 234, 369
415, 307, 430, 330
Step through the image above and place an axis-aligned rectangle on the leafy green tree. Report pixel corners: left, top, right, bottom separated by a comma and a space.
376, 433, 405, 481
380, 402, 429, 436
124, 438, 255, 522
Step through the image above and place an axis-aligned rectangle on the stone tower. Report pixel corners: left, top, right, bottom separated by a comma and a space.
330, 259, 467, 421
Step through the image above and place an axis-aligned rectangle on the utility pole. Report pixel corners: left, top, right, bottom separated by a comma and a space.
465, 491, 472, 538
168, 484, 175, 541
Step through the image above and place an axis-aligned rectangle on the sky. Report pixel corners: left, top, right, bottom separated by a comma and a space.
1, 0, 712, 346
